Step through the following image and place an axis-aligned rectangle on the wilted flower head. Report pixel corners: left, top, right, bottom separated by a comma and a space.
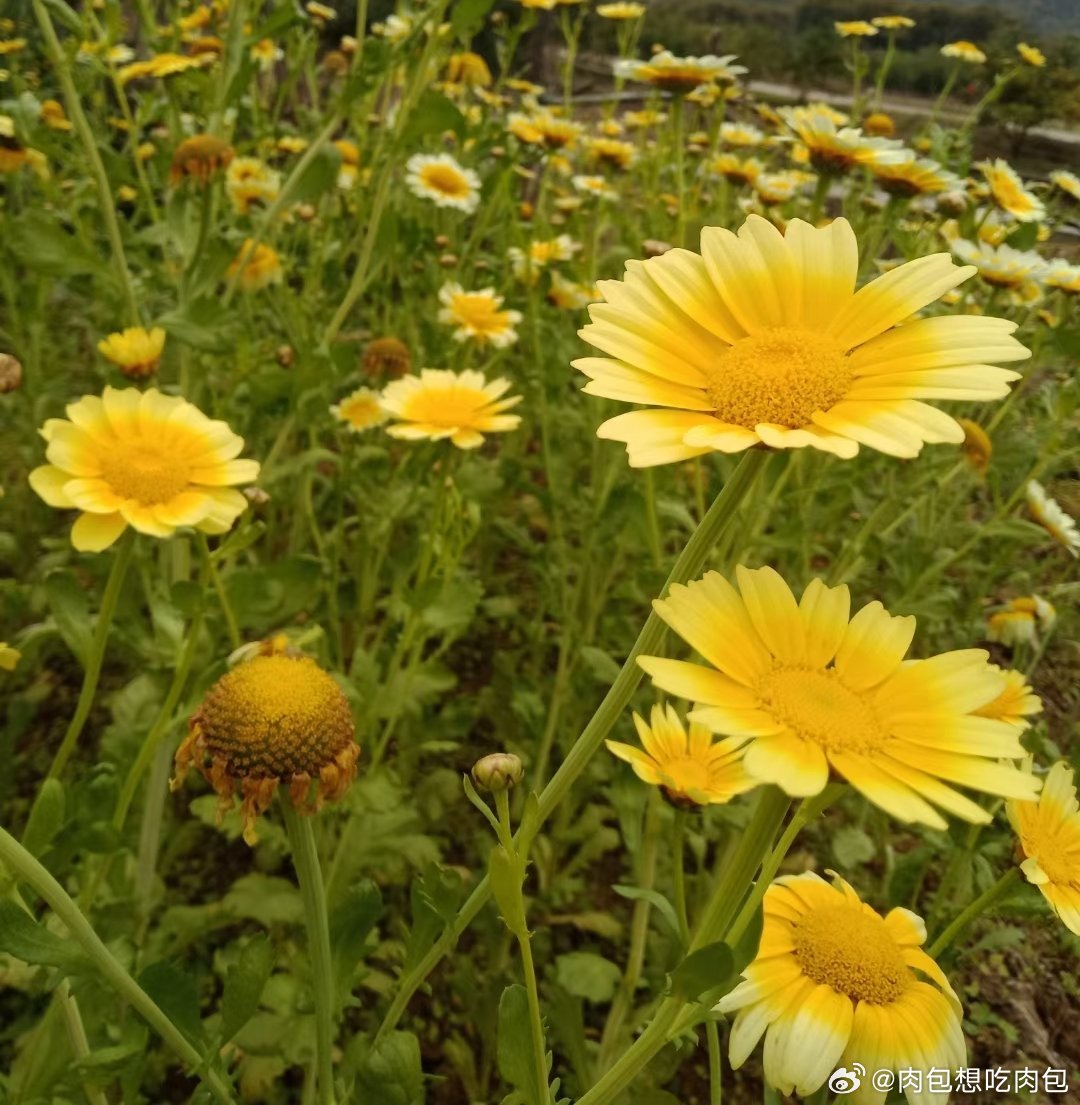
363, 336, 412, 378
173, 642, 358, 844
0, 352, 22, 393
170, 134, 234, 184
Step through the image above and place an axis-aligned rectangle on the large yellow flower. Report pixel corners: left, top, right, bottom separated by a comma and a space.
717, 872, 965, 1101
638, 566, 1040, 827
381, 369, 521, 449
574, 215, 1028, 466
1008, 762, 1080, 935
606, 703, 754, 806
29, 387, 259, 552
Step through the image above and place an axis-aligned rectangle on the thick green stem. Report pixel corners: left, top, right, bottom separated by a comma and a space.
47, 534, 136, 780
672, 810, 690, 948
0, 827, 236, 1104
282, 801, 337, 1105
706, 1019, 722, 1105
374, 450, 770, 1042
927, 867, 1022, 958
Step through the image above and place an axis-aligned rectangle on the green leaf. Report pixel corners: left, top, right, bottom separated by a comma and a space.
10, 211, 103, 278
497, 985, 544, 1105
39, 0, 84, 35
451, 0, 497, 39
403, 864, 464, 970
1005, 222, 1038, 250
353, 1031, 425, 1105
670, 941, 734, 1002
399, 90, 466, 145
488, 846, 527, 937
137, 961, 204, 1044
288, 144, 343, 205
44, 569, 92, 665
220, 935, 273, 1044
21, 779, 66, 858
578, 645, 622, 684
328, 879, 382, 1006
612, 884, 682, 939
157, 296, 238, 352
0, 901, 88, 973
831, 825, 875, 869
554, 952, 621, 1004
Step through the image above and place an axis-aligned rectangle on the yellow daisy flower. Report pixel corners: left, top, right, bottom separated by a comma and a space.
1049, 169, 1080, 202
40, 100, 73, 132
614, 51, 746, 93
872, 15, 915, 29
226, 239, 283, 292
28, 387, 259, 552
445, 51, 492, 87
717, 872, 965, 1100
752, 171, 806, 205
586, 136, 637, 170
977, 158, 1045, 223
708, 153, 764, 185
173, 643, 358, 844
718, 121, 765, 147
250, 38, 282, 69
941, 40, 986, 64
869, 155, 960, 196
1027, 478, 1080, 557
1017, 42, 1046, 67
575, 215, 1028, 466
835, 20, 878, 36
0, 642, 21, 671
1008, 762, 1080, 934
606, 703, 754, 806
507, 110, 583, 150
381, 369, 522, 449
950, 238, 1044, 290
547, 271, 602, 310
572, 174, 618, 200
97, 326, 166, 379
405, 152, 480, 214
972, 667, 1041, 728
596, 2, 646, 18
0, 38, 26, 54
1043, 258, 1080, 296
437, 283, 522, 347
986, 596, 1056, 647
638, 566, 1040, 827
779, 105, 907, 173
861, 111, 895, 137
507, 235, 580, 282
330, 387, 388, 433
225, 156, 280, 215
118, 52, 211, 84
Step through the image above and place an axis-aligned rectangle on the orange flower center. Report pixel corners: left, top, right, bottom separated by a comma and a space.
420, 163, 470, 198
794, 903, 910, 1004
706, 327, 853, 430
100, 445, 190, 505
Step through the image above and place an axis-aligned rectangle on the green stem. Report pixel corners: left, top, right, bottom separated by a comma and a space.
202, 534, 241, 650
927, 867, 1021, 958
672, 810, 690, 948
872, 31, 896, 111
809, 172, 831, 223
926, 65, 959, 130
374, 450, 770, 1042
46, 533, 136, 780
282, 800, 337, 1105
672, 96, 686, 247
706, 1018, 722, 1105
578, 788, 790, 1105
32, 0, 141, 325
56, 982, 110, 1105
0, 827, 236, 1104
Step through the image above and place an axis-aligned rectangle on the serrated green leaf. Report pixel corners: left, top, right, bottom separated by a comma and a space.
220, 935, 273, 1044
0, 900, 88, 974
138, 960, 204, 1044
353, 1030, 425, 1105
498, 984, 544, 1105
670, 940, 734, 1002
554, 952, 621, 1003
329, 879, 382, 1007
44, 569, 91, 666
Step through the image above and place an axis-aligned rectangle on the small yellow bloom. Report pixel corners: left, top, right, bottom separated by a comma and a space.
40, 99, 73, 131
250, 38, 282, 68
28, 387, 259, 552
0, 642, 21, 671
718, 121, 765, 147
957, 417, 991, 474
227, 240, 283, 293
445, 51, 491, 87
1008, 762, 1080, 935
1017, 42, 1046, 67
1050, 169, 1080, 202
941, 40, 986, 64
136, 141, 156, 161
1027, 479, 1080, 557
405, 152, 480, 213
0, 38, 26, 55
986, 596, 1056, 646
596, 1, 645, 18
586, 135, 637, 170
225, 156, 280, 215
615, 50, 746, 92
607, 703, 753, 806
97, 326, 166, 379
835, 20, 877, 36
437, 283, 522, 348
977, 158, 1045, 223
173, 644, 358, 844
507, 235, 580, 282
719, 872, 965, 1098
862, 111, 895, 137
708, 153, 764, 185
973, 667, 1041, 728
381, 368, 521, 449
330, 387, 388, 433
872, 15, 915, 29
118, 52, 212, 84
306, 2, 337, 22
276, 135, 309, 155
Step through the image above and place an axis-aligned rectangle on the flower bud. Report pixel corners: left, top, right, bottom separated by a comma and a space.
0, 353, 23, 393
471, 752, 523, 792
276, 344, 295, 367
